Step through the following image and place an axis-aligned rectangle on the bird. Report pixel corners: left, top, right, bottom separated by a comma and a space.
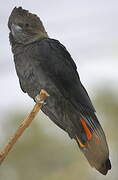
8, 7, 111, 175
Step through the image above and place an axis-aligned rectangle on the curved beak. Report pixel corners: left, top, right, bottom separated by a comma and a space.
11, 24, 22, 36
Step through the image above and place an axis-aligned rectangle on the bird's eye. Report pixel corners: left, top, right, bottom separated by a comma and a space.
25, 23, 30, 27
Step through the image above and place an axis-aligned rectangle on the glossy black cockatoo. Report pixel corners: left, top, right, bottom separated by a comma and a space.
8, 7, 111, 175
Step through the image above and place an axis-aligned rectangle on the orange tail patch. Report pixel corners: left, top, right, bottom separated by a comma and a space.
76, 137, 85, 148
93, 133, 100, 144
80, 118, 92, 140
75, 118, 100, 148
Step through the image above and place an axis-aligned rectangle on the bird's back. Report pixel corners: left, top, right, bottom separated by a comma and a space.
12, 36, 111, 175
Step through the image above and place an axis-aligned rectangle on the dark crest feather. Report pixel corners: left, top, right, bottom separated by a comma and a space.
8, 6, 42, 29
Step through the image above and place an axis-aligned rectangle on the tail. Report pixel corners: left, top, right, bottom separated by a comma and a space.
74, 114, 111, 175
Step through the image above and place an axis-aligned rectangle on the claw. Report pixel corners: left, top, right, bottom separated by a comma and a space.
35, 95, 46, 105
35, 89, 49, 104
35, 99, 46, 104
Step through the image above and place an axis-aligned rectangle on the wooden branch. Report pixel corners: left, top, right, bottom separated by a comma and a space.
0, 89, 49, 165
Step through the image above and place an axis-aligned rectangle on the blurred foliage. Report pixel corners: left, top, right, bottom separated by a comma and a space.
95, 88, 118, 143
0, 87, 118, 180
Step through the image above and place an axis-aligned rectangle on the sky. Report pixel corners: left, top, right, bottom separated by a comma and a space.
0, 0, 118, 114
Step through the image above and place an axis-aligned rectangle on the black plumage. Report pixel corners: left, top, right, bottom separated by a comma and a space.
8, 7, 111, 175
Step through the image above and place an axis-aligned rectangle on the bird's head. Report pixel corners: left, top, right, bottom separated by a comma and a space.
8, 7, 48, 44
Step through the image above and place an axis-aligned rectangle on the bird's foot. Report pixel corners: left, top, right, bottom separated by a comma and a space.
35, 96, 46, 104
35, 89, 49, 105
